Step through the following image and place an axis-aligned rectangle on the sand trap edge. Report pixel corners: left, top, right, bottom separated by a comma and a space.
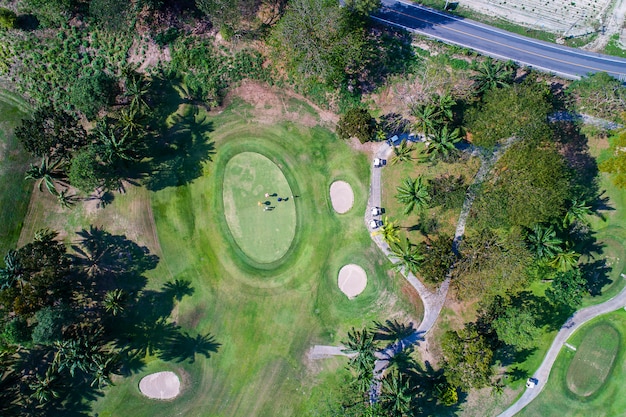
139, 371, 181, 400
330, 181, 354, 214
338, 264, 367, 299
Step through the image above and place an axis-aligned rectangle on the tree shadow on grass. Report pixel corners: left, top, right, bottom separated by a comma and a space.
144, 105, 216, 191
581, 258, 613, 297
162, 279, 195, 301
71, 226, 158, 291
159, 331, 221, 364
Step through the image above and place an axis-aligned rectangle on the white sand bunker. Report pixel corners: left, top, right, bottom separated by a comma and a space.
338, 264, 367, 299
330, 181, 354, 214
139, 371, 181, 400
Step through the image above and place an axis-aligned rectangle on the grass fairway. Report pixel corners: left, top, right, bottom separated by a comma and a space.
223, 151, 296, 264
519, 310, 626, 417
86, 98, 422, 417
0, 89, 32, 257
566, 323, 619, 396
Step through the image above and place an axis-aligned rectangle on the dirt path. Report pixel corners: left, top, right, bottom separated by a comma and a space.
498, 275, 626, 417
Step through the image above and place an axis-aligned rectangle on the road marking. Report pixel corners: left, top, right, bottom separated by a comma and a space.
378, 6, 626, 76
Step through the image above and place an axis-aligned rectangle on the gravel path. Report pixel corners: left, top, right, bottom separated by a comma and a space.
498, 275, 626, 417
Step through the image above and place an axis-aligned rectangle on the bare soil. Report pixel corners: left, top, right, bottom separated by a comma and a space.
226, 80, 338, 128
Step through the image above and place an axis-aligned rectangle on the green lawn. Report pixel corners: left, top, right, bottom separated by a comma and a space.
0, 89, 33, 258
519, 310, 626, 417
222, 152, 297, 264
566, 323, 619, 396
80, 98, 424, 416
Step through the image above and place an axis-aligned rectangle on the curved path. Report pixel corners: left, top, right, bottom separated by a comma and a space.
374, 0, 626, 80
498, 275, 626, 416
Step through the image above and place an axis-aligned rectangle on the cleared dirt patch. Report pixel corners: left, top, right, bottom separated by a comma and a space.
566, 323, 620, 396
329, 181, 354, 214
338, 264, 367, 298
139, 371, 181, 400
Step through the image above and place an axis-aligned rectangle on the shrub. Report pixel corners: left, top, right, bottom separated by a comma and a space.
0, 8, 16, 29
336, 107, 376, 143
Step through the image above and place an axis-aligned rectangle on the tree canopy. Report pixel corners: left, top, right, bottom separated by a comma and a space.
466, 80, 553, 148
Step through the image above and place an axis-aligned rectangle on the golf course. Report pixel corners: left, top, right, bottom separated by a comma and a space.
36, 96, 420, 416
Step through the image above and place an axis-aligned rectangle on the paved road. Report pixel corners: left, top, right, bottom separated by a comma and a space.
374, 0, 626, 80
498, 275, 626, 417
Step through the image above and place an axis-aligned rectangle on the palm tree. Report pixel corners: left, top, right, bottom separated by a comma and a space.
549, 249, 580, 272
380, 370, 415, 417
410, 103, 439, 136
341, 327, 378, 375
389, 239, 423, 276
526, 224, 563, 259
124, 74, 151, 112
375, 217, 401, 245
472, 58, 515, 93
118, 107, 145, 139
55, 188, 78, 209
103, 289, 127, 316
29, 368, 60, 405
425, 125, 461, 162
93, 120, 137, 164
395, 177, 430, 215
390, 140, 413, 165
0, 250, 24, 290
25, 156, 66, 195
563, 199, 592, 228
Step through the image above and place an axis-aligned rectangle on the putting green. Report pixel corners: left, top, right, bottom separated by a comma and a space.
566, 323, 620, 397
222, 152, 296, 264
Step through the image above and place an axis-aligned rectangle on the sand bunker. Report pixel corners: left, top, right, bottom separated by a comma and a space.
338, 264, 367, 299
139, 371, 181, 400
330, 181, 354, 214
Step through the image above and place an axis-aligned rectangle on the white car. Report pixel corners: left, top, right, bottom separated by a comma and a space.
526, 378, 538, 388
370, 219, 382, 229
373, 158, 387, 167
371, 207, 382, 216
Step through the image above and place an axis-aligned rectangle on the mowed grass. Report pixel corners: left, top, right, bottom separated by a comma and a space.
88, 98, 423, 417
0, 89, 33, 257
566, 323, 619, 396
222, 152, 296, 264
519, 310, 626, 417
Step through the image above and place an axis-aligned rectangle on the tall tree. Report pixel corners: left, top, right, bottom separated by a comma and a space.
441, 323, 494, 391
379, 370, 416, 417
492, 306, 540, 349
425, 125, 461, 162
525, 224, 563, 260
389, 238, 423, 276
25, 156, 67, 195
342, 327, 378, 375
420, 234, 455, 283
15, 107, 87, 160
545, 269, 587, 308
375, 217, 401, 245
395, 177, 430, 215
471, 58, 515, 93
390, 140, 413, 165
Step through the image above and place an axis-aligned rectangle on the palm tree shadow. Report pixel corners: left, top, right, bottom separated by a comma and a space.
162, 279, 195, 301
159, 331, 221, 364
144, 105, 216, 191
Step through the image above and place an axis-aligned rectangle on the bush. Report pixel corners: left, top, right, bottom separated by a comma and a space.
69, 71, 117, 119
32, 306, 69, 345
2, 317, 31, 345
336, 107, 376, 143
0, 7, 17, 29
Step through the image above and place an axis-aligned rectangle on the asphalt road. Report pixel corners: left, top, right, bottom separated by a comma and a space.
375, 0, 626, 80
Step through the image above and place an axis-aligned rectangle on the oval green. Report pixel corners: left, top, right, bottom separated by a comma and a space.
566, 323, 620, 397
222, 152, 296, 264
